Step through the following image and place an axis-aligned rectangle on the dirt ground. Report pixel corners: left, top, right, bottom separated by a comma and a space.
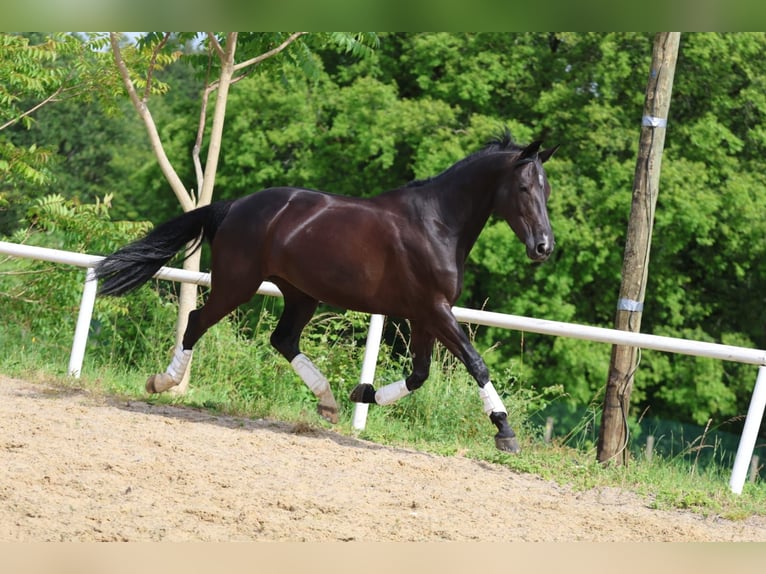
1, 374, 765, 542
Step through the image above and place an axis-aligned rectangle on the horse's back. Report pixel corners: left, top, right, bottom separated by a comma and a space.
213, 187, 402, 307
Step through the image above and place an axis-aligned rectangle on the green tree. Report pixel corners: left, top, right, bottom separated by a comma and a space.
5, 86, 153, 224
0, 33, 120, 231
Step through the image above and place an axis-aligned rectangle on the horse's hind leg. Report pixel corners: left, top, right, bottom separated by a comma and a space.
146, 280, 257, 394
269, 283, 338, 424
349, 321, 435, 405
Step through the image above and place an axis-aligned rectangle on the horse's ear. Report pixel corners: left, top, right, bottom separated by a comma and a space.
520, 140, 543, 159
539, 144, 560, 163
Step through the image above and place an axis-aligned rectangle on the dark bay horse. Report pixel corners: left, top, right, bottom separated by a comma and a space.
94, 131, 558, 453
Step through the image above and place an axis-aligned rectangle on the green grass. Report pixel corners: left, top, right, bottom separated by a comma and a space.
1, 309, 764, 523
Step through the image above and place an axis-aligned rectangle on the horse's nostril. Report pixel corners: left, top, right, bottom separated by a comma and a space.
536, 242, 551, 256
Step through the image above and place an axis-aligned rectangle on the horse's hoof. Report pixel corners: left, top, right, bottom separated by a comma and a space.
315, 389, 339, 424
145, 375, 158, 394
317, 403, 339, 424
349, 383, 376, 403
145, 373, 177, 394
495, 435, 521, 454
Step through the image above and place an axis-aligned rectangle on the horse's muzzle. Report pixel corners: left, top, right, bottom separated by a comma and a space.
527, 234, 554, 261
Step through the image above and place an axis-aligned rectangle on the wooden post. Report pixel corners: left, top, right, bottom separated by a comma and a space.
544, 417, 554, 443
749, 455, 760, 483
597, 33, 681, 465
645, 435, 655, 464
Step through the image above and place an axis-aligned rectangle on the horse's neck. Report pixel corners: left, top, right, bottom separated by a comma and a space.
384, 153, 511, 259
428, 163, 501, 259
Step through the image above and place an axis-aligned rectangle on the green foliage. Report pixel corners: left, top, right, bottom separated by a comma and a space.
1, 194, 170, 371
0, 32, 133, 232
0, 33, 62, 194
216, 66, 464, 198
317, 33, 380, 60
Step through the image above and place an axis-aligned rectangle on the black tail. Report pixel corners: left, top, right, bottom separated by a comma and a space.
94, 200, 234, 296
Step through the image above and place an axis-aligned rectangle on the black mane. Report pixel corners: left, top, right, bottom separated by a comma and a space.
485, 127, 525, 153
406, 127, 525, 188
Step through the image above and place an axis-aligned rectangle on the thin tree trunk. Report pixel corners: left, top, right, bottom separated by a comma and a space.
171, 36, 236, 394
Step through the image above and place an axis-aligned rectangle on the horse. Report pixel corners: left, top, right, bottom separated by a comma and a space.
94, 130, 558, 453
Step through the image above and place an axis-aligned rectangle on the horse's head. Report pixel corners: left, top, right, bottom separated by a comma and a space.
494, 140, 559, 262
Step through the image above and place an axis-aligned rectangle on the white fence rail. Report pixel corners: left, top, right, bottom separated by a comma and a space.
1, 239, 764, 494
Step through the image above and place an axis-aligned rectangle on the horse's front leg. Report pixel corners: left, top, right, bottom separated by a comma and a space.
467, 356, 520, 453
431, 304, 521, 454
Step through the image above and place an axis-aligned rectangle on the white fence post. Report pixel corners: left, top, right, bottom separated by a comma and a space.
352, 313, 385, 430
67, 268, 98, 378
729, 366, 766, 494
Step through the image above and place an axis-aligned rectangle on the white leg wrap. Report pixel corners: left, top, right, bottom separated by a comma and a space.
166, 345, 193, 382
291, 354, 331, 396
375, 379, 410, 406
478, 381, 507, 415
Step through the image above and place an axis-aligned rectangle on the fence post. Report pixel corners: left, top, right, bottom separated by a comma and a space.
645, 435, 655, 463
599, 32, 681, 465
544, 417, 554, 443
68, 268, 98, 378
730, 366, 766, 494
352, 313, 385, 430
749, 455, 760, 484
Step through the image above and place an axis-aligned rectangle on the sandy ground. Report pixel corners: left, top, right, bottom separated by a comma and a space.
1, 374, 765, 542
